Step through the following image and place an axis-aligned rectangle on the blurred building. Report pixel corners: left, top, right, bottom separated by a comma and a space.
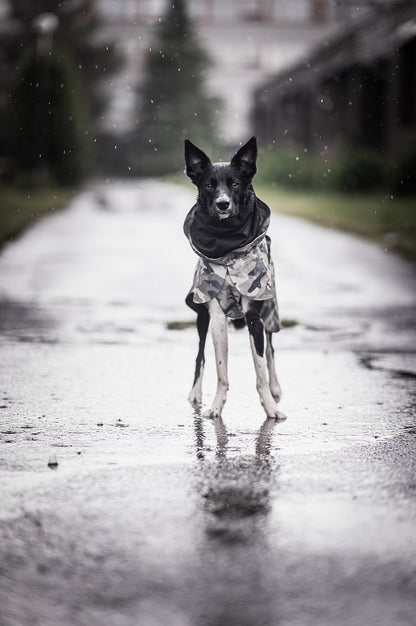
0, 0, 400, 145
94, 0, 378, 143
252, 0, 416, 156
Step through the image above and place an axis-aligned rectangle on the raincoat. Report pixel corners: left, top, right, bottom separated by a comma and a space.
184, 192, 280, 333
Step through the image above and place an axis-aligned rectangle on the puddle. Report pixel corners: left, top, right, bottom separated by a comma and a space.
360, 353, 416, 379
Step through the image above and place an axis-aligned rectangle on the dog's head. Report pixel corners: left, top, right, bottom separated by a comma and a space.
184, 137, 257, 220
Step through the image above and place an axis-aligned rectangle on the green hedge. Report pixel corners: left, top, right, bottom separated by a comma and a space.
325, 149, 387, 192
0, 185, 74, 247
257, 146, 413, 195
256, 149, 316, 190
391, 149, 416, 195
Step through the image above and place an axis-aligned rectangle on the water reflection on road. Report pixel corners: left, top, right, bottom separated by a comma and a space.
194, 416, 277, 546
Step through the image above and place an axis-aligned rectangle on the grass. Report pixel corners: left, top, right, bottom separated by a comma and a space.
255, 185, 416, 263
0, 185, 75, 247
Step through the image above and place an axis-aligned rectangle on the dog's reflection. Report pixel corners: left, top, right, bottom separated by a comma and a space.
193, 416, 278, 544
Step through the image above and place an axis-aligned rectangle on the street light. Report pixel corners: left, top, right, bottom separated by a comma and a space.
32, 12, 59, 182
33, 13, 59, 56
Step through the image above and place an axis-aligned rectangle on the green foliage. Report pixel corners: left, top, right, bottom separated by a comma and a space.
391, 148, 416, 195
7, 0, 123, 120
133, 0, 222, 176
257, 146, 389, 193
0, 184, 73, 246
0, 0, 124, 167
257, 148, 317, 189
325, 148, 388, 192
13, 45, 91, 185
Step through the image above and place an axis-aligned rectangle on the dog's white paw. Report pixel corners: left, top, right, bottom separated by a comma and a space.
273, 408, 287, 421
261, 394, 287, 421
265, 405, 287, 421
203, 406, 222, 419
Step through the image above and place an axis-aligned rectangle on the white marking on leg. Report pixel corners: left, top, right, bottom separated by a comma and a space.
203, 299, 229, 418
266, 333, 282, 402
248, 334, 285, 419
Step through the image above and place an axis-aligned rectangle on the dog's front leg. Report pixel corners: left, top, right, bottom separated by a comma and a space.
244, 299, 286, 421
203, 298, 229, 418
187, 298, 210, 407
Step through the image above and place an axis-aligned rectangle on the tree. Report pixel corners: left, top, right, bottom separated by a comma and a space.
0, 0, 124, 180
134, 0, 222, 175
13, 44, 91, 185
7, 0, 123, 122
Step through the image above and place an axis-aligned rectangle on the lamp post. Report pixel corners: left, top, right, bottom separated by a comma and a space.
32, 12, 59, 183
34, 12, 59, 56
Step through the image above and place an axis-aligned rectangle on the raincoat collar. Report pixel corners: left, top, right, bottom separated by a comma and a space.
184, 189, 271, 264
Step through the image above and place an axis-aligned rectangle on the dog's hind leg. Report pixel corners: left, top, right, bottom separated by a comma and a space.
244, 299, 286, 421
266, 332, 282, 402
203, 298, 229, 418
186, 295, 210, 407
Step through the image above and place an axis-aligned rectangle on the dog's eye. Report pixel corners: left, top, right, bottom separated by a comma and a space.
232, 181, 240, 189
205, 183, 213, 191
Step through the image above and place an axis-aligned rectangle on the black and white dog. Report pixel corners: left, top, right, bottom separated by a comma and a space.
184, 137, 285, 420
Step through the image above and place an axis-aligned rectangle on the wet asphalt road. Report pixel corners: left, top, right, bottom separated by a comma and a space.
0, 180, 415, 626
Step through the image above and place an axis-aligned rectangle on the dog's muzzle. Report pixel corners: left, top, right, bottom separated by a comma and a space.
215, 196, 235, 219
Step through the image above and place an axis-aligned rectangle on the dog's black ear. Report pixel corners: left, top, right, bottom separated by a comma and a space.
184, 140, 212, 184
231, 137, 257, 179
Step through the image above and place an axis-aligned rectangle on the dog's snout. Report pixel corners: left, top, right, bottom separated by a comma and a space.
216, 201, 230, 212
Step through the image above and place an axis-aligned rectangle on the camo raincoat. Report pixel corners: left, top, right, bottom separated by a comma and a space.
184, 194, 280, 333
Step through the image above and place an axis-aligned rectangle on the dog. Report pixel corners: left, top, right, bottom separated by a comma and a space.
184, 137, 285, 420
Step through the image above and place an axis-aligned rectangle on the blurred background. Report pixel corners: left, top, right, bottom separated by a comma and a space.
0, 0, 415, 256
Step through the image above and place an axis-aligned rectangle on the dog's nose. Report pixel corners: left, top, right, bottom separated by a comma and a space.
216, 201, 230, 212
